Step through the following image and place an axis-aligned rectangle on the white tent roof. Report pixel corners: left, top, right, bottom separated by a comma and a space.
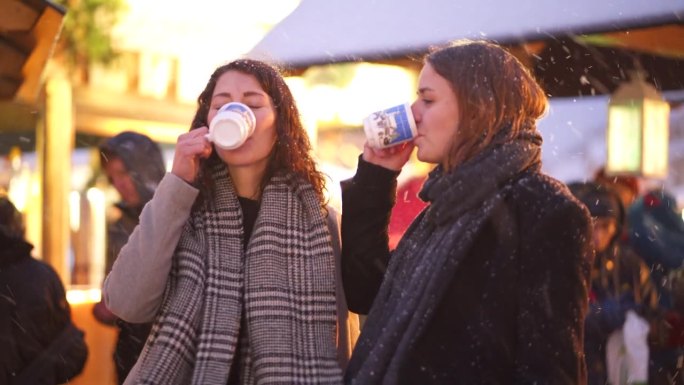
248, 0, 684, 67
538, 95, 684, 200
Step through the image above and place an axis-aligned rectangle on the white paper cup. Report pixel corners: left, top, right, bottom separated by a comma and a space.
363, 102, 417, 149
206, 102, 256, 150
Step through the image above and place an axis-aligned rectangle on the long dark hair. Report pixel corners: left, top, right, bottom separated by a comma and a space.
426, 40, 548, 169
191, 59, 326, 204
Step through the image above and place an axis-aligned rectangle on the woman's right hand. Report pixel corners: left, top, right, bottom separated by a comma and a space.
171, 127, 213, 183
362, 141, 414, 171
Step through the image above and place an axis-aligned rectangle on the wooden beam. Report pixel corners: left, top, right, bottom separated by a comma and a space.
74, 113, 188, 144
73, 87, 196, 125
582, 24, 684, 59
73, 87, 195, 143
0, 99, 37, 132
0, 0, 39, 32
0, 76, 20, 98
38, 75, 73, 281
0, 39, 27, 77
15, 4, 65, 103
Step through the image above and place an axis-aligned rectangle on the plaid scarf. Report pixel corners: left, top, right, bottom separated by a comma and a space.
346, 132, 542, 384
135, 163, 342, 384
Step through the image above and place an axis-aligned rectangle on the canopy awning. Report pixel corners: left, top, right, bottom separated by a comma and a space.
0, 0, 66, 141
249, 0, 684, 68
0, 0, 66, 103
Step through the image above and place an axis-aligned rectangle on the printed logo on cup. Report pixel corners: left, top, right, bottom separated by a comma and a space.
206, 102, 256, 150
363, 103, 417, 149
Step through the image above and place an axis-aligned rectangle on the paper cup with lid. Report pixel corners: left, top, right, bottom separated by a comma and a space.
363, 102, 417, 149
206, 102, 256, 150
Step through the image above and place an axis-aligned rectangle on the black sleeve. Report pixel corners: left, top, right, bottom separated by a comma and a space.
11, 322, 88, 385
0, 292, 17, 385
341, 156, 400, 314
44, 268, 88, 384
8, 264, 88, 385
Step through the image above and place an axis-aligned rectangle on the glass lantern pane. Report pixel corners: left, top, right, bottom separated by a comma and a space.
607, 104, 642, 173
642, 99, 670, 178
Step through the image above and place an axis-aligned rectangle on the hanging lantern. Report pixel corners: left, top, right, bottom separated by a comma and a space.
606, 71, 670, 179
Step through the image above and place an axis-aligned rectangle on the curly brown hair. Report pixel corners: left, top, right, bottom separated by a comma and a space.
426, 40, 548, 169
190, 59, 327, 204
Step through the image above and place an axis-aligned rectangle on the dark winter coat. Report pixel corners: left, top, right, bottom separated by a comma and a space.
341, 157, 593, 384
0, 232, 88, 384
98, 131, 165, 383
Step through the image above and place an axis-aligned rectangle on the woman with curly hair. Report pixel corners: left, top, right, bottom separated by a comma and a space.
104, 59, 352, 384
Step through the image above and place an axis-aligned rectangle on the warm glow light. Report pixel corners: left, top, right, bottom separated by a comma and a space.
69, 191, 81, 232
295, 63, 416, 130
138, 53, 174, 99
177, 57, 219, 103
605, 73, 670, 179
9, 147, 21, 170
286, 76, 318, 147
86, 188, 105, 208
7, 164, 31, 212
607, 104, 642, 173
642, 99, 670, 177
113, 0, 302, 102
76, 115, 188, 144
86, 187, 107, 286
337, 63, 416, 126
25, 170, 42, 253
66, 288, 102, 304
307, 85, 342, 125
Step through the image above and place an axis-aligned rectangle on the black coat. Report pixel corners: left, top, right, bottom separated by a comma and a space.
0, 233, 88, 384
341, 158, 594, 384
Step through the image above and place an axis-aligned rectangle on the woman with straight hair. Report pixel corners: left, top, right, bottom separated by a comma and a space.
341, 40, 594, 384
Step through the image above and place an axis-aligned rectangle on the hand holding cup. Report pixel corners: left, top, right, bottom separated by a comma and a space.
172, 127, 213, 184
362, 102, 416, 170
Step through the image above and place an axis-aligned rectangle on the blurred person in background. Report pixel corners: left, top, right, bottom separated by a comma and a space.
341, 40, 594, 384
0, 193, 88, 384
93, 131, 166, 384
103, 59, 355, 384
388, 174, 428, 249
569, 181, 659, 385
593, 167, 640, 211
627, 188, 684, 385
628, 189, 684, 301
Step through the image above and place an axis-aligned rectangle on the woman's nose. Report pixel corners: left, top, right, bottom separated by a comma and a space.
410, 101, 420, 124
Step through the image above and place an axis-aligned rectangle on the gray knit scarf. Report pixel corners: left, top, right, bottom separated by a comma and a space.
135, 163, 342, 384
345, 131, 543, 384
